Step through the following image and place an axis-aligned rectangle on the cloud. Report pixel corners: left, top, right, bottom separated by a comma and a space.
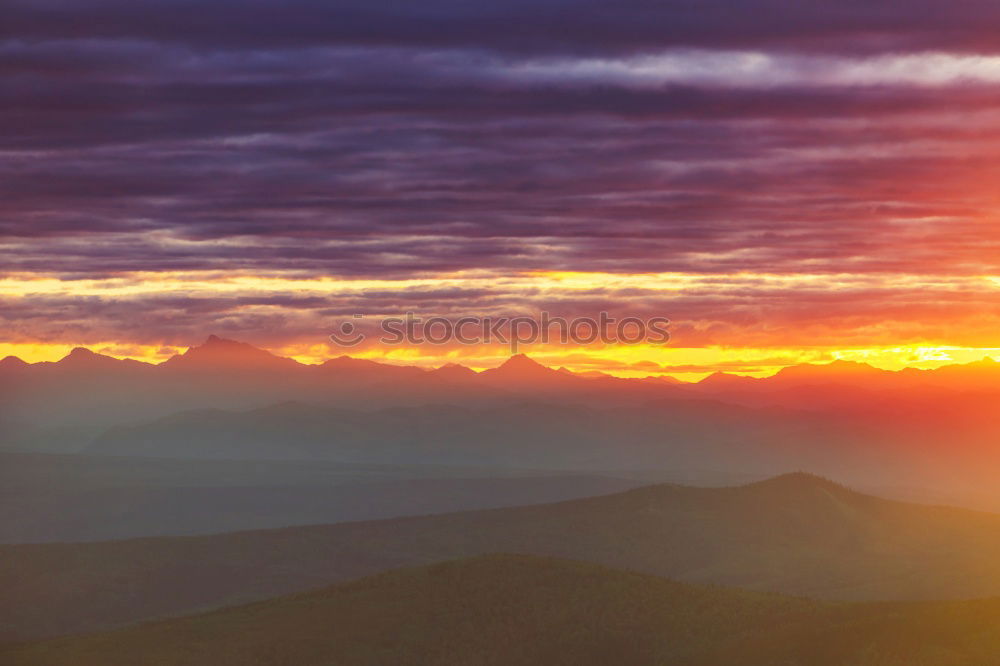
4, 270, 1000, 352
4, 1, 1000, 355
6, 1, 1000, 56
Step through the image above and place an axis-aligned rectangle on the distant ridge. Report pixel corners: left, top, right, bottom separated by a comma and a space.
320, 355, 392, 369
6, 335, 1000, 456
10, 472, 1000, 640
8, 335, 1000, 391
319, 354, 427, 381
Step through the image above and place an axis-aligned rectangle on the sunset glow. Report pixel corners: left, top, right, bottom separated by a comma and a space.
4, 0, 1000, 376
4, 267, 1000, 376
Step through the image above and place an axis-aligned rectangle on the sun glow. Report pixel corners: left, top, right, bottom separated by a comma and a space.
5, 270, 999, 375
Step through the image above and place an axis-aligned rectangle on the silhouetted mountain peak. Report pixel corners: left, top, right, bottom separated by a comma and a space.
321, 355, 383, 369
474, 354, 582, 390
697, 371, 759, 387
0, 355, 28, 369
201, 334, 249, 350
774, 360, 881, 381
431, 362, 477, 379
504, 353, 543, 367
498, 354, 555, 374
164, 335, 297, 370
57, 347, 127, 368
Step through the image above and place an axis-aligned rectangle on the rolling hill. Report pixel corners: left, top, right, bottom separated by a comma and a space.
5, 554, 1000, 666
8, 473, 1000, 640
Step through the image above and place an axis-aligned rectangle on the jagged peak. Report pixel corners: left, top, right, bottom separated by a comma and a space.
500, 353, 548, 370
164, 335, 297, 368
478, 354, 565, 382
200, 334, 255, 350
57, 347, 122, 366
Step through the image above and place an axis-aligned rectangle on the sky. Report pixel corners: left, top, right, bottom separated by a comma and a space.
3, 0, 1000, 377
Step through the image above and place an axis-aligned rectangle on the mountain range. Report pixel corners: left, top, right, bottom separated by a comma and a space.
8, 473, 1000, 641
4, 335, 999, 431
5, 335, 1000, 512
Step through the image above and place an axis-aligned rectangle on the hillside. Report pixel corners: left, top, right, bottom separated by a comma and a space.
5, 555, 1000, 666
8, 474, 1000, 640
0, 452, 642, 542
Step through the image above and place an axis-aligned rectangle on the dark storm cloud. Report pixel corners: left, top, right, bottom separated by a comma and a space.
5, 0, 1000, 348
6, 0, 1000, 56
4, 107, 999, 278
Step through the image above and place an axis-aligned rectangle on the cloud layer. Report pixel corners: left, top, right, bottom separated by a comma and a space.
4, 0, 1000, 366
